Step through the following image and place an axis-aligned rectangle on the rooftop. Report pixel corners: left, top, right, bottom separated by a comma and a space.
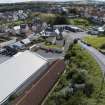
0, 50, 48, 104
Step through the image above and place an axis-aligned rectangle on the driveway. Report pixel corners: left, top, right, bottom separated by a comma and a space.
79, 41, 105, 73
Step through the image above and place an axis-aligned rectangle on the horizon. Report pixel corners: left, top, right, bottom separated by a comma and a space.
0, 0, 105, 4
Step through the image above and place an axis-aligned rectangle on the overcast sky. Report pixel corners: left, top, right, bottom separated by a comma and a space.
0, 0, 104, 3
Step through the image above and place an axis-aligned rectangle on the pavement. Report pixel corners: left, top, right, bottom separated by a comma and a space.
79, 41, 105, 74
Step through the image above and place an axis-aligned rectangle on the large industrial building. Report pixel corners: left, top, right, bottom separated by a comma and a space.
0, 51, 48, 105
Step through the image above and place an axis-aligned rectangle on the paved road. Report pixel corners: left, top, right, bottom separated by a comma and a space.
62, 31, 87, 51
79, 41, 105, 73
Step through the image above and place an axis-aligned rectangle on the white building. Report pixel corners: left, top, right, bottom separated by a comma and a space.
13, 26, 20, 34
0, 51, 48, 104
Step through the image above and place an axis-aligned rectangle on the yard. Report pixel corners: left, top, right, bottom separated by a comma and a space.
84, 36, 105, 50
44, 42, 63, 49
44, 44, 105, 105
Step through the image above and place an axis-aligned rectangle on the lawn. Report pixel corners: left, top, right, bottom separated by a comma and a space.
68, 18, 93, 29
44, 44, 105, 105
33, 13, 57, 24
45, 44, 62, 49
84, 36, 105, 49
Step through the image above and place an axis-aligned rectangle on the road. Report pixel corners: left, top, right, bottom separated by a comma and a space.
79, 41, 105, 73
62, 31, 87, 51
33, 31, 87, 61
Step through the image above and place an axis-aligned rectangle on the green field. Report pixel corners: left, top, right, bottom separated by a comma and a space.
44, 44, 62, 49
84, 36, 105, 49
44, 44, 105, 105
68, 18, 93, 29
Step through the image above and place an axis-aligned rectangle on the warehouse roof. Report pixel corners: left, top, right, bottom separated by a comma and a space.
0, 51, 47, 104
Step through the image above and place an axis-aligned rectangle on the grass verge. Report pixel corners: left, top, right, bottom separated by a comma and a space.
44, 44, 105, 105
84, 36, 105, 49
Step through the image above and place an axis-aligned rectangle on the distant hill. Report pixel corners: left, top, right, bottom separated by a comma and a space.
0, 0, 105, 12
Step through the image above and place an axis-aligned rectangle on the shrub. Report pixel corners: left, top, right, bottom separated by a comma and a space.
8, 94, 17, 102
71, 69, 88, 84
100, 44, 105, 49
84, 83, 94, 97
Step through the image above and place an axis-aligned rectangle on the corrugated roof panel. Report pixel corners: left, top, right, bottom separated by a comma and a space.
0, 51, 47, 104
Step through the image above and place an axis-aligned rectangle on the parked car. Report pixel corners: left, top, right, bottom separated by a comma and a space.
87, 30, 99, 35
86, 43, 91, 46
2, 46, 18, 56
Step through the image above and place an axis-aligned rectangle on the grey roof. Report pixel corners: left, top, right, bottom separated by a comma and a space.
0, 51, 47, 104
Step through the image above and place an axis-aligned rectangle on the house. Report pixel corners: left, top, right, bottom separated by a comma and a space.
20, 24, 30, 34
41, 27, 57, 37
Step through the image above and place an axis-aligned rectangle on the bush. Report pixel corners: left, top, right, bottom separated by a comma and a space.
8, 94, 17, 102
66, 69, 78, 80
100, 44, 105, 49
72, 71, 86, 84
73, 39, 78, 44
84, 83, 94, 97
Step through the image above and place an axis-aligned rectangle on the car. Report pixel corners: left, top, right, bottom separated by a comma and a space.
48, 49, 54, 53
0, 48, 6, 54
55, 49, 62, 53
87, 30, 99, 35
2, 46, 18, 56
86, 43, 91, 46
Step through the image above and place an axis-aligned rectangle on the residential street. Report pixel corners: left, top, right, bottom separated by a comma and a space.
79, 41, 105, 73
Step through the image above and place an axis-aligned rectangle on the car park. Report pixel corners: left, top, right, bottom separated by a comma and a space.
1, 46, 18, 57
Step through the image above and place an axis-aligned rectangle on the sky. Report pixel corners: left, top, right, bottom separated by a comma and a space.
0, 0, 104, 3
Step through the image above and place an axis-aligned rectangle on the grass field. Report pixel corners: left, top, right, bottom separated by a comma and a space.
44, 44, 62, 49
84, 36, 105, 49
44, 44, 105, 105
68, 18, 93, 29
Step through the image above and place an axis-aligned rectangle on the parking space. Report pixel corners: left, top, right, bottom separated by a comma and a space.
36, 49, 64, 60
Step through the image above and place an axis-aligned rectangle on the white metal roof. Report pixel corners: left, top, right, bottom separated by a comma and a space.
0, 51, 47, 103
